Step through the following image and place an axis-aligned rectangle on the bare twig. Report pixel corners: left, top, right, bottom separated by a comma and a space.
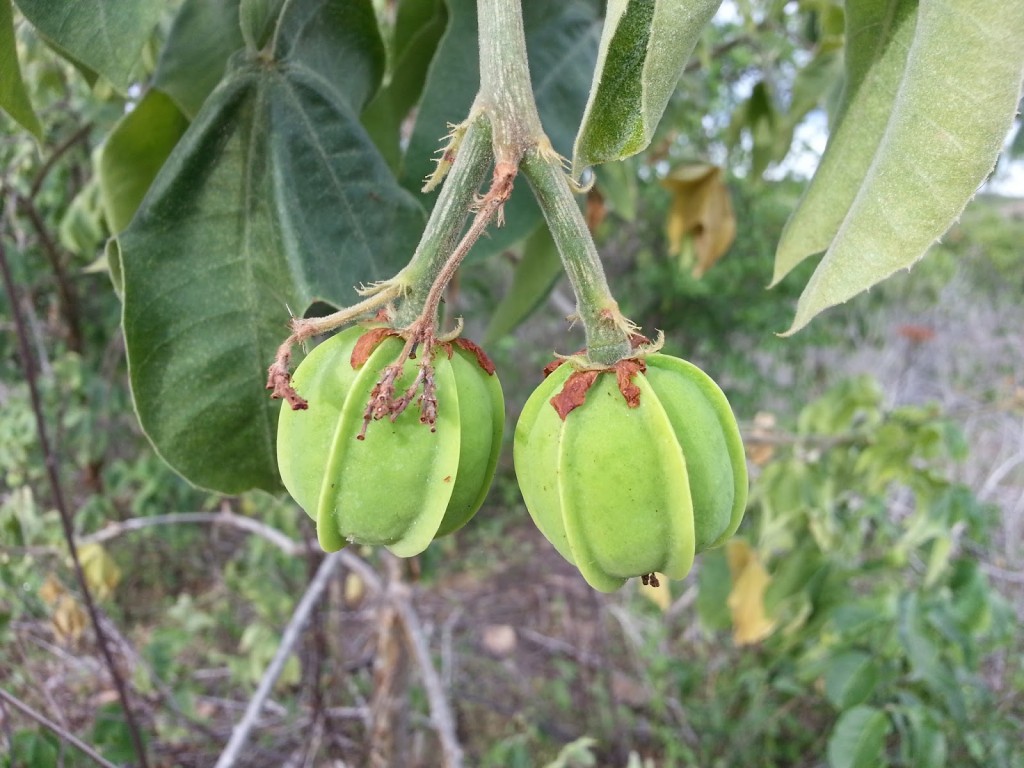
213, 552, 344, 768
391, 579, 464, 768
0, 237, 149, 767
369, 559, 411, 768
0, 688, 118, 768
79, 511, 310, 556
338, 552, 462, 767
15, 195, 84, 352
29, 122, 93, 197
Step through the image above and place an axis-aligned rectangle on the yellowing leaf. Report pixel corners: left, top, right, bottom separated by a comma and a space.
344, 571, 365, 606
661, 163, 736, 278
39, 573, 66, 605
52, 595, 87, 643
726, 540, 776, 645
78, 543, 122, 600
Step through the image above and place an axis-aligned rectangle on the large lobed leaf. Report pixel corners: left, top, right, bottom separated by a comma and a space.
13, 0, 162, 91
120, 0, 423, 493
571, 0, 722, 178
778, 0, 1024, 334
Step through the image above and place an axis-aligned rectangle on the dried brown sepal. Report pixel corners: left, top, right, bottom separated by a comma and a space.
628, 333, 652, 349
543, 347, 585, 378
548, 357, 647, 420
614, 358, 646, 408
452, 337, 497, 375
641, 573, 660, 588
358, 365, 400, 440
550, 369, 601, 420
266, 359, 309, 411
351, 328, 398, 369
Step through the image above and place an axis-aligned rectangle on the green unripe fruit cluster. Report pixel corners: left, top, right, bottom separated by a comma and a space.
513, 354, 748, 592
277, 326, 504, 557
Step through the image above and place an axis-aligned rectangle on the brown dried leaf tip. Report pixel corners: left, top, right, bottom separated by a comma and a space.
452, 337, 497, 375
350, 327, 399, 369
550, 369, 600, 420
614, 358, 646, 408
548, 358, 647, 420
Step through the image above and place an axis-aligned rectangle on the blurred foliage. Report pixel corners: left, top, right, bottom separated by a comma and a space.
2, 0, 1022, 765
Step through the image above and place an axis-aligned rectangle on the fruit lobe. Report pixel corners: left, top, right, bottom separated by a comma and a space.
514, 353, 747, 592
277, 326, 503, 556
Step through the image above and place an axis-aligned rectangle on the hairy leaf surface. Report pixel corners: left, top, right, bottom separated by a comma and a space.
572, 0, 722, 177
13, 0, 162, 91
780, 0, 1024, 333
120, 0, 422, 493
153, 0, 245, 119
774, 0, 918, 283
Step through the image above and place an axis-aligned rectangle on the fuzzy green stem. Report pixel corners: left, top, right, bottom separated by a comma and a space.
476, 0, 545, 158
522, 150, 632, 365
392, 116, 494, 327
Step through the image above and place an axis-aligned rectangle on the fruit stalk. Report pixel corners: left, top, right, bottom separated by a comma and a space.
522, 153, 633, 365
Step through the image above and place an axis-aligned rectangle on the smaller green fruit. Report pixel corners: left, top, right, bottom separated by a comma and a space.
277, 326, 504, 556
513, 353, 747, 592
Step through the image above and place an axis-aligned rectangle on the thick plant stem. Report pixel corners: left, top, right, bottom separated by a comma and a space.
475, 0, 544, 159
393, 116, 494, 326
522, 151, 633, 365
476, 0, 632, 366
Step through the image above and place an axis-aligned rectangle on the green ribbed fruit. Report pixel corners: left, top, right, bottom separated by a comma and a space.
277, 326, 504, 556
513, 354, 747, 592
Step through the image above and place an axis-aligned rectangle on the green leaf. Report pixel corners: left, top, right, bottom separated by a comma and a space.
572, 0, 722, 177
824, 651, 880, 709
594, 157, 638, 221
362, 0, 447, 170
153, 0, 246, 119
402, 0, 600, 260
727, 80, 779, 179
905, 707, 947, 768
0, 0, 42, 138
120, 0, 423, 494
96, 88, 190, 234
774, 0, 918, 283
827, 705, 892, 768
696, 547, 732, 631
485, 225, 564, 344
240, 0, 285, 51
780, 0, 1024, 334
13, 0, 162, 91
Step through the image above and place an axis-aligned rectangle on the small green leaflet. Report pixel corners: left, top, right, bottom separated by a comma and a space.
571, 0, 722, 178
827, 706, 891, 768
778, 0, 1024, 334
0, 0, 42, 138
